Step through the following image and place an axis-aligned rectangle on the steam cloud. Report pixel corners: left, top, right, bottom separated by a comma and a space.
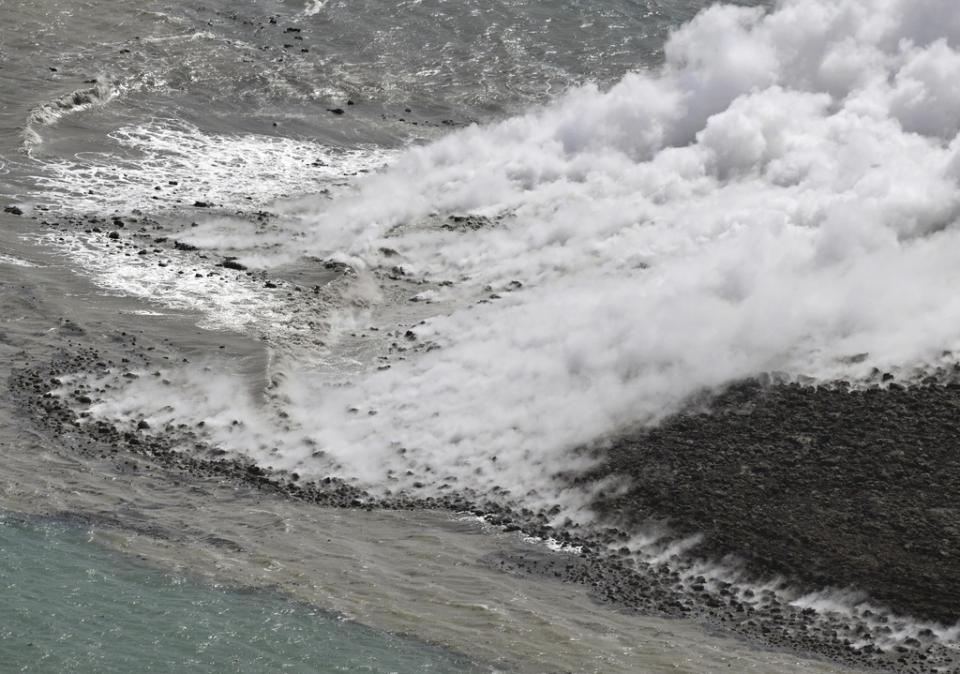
94, 0, 960, 504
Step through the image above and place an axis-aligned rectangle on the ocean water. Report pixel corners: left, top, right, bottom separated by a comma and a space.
2, 0, 960, 670
0, 512, 485, 674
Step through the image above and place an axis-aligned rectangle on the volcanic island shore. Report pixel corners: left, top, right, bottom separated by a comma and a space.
9, 332, 960, 674
4, 210, 957, 674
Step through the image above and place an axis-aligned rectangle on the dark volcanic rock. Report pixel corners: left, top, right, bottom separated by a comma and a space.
219, 258, 247, 271
443, 214, 493, 231
4, 205, 24, 216
585, 379, 960, 624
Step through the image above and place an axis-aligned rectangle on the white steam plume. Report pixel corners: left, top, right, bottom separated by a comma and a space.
92, 0, 960, 505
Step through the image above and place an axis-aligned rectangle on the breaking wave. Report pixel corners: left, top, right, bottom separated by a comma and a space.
22, 81, 118, 153
29, 120, 392, 212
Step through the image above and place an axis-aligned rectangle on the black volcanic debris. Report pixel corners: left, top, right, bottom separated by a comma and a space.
9, 350, 373, 509
220, 257, 247, 271
585, 379, 960, 625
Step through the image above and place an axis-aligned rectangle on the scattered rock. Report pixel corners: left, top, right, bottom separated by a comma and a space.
586, 378, 960, 625
220, 258, 247, 271
443, 214, 493, 231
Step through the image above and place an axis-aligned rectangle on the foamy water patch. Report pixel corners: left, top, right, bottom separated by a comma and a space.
21, 81, 119, 153
0, 254, 37, 268
39, 230, 378, 357
29, 120, 393, 213
302, 0, 328, 16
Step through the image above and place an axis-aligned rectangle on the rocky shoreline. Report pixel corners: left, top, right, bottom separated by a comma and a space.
9, 343, 960, 674
585, 378, 960, 627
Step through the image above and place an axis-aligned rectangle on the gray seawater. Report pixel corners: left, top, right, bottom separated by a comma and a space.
0, 0, 877, 671
0, 512, 483, 674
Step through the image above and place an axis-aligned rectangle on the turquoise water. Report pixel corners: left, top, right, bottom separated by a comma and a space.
0, 513, 490, 674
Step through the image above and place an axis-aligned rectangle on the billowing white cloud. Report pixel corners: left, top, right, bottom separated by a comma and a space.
89, 0, 960, 506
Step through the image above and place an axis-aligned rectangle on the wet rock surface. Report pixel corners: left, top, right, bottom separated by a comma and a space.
585, 379, 960, 626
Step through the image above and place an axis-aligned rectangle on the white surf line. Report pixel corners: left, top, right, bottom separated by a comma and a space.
0, 253, 38, 268
302, 0, 327, 17
607, 527, 960, 655
27, 120, 395, 214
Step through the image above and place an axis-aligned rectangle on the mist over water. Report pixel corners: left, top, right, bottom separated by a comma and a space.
82, 0, 960, 510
